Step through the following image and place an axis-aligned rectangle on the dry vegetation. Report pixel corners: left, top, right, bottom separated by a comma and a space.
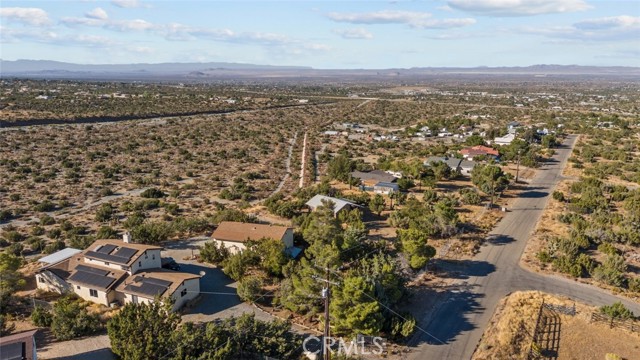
473, 291, 640, 360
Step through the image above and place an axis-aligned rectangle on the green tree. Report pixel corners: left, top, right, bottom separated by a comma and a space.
465, 135, 486, 146
398, 228, 436, 270
331, 276, 383, 336
327, 154, 354, 182
140, 187, 166, 199
369, 194, 385, 216
237, 276, 263, 303
255, 238, 289, 277
200, 241, 230, 265
51, 296, 101, 340
0, 253, 25, 310
471, 164, 510, 204
31, 305, 53, 327
108, 298, 179, 360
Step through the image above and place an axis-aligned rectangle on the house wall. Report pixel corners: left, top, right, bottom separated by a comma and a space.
121, 292, 154, 307
130, 249, 162, 274
374, 187, 394, 195
36, 271, 73, 294
282, 229, 294, 249
72, 284, 114, 306
169, 278, 200, 311
84, 249, 161, 274
213, 239, 246, 254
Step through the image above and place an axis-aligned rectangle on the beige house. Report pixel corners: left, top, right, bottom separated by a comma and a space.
36, 234, 200, 311
211, 221, 294, 254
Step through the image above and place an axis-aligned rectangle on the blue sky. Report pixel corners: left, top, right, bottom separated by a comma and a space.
1, 0, 638, 68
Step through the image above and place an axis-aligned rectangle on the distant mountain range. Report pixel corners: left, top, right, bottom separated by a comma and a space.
1, 59, 638, 81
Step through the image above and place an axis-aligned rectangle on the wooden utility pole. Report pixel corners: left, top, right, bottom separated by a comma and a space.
313, 266, 339, 360
515, 149, 521, 183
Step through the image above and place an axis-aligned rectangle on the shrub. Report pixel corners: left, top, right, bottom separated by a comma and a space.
51, 296, 101, 340
3, 231, 24, 243
0, 210, 12, 221
40, 215, 55, 226
552, 191, 565, 202
237, 276, 263, 303
95, 203, 114, 222
43, 240, 65, 254
459, 188, 482, 205
199, 241, 230, 265
31, 305, 53, 327
600, 302, 634, 320
140, 188, 166, 199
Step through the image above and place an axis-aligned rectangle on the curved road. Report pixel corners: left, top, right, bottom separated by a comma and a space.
409, 134, 640, 359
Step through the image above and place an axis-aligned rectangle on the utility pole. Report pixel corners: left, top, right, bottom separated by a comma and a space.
313, 266, 340, 360
515, 149, 522, 183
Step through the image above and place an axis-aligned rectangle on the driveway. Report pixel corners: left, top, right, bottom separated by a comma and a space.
162, 239, 275, 324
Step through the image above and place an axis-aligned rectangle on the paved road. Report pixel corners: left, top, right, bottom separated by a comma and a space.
409, 134, 640, 359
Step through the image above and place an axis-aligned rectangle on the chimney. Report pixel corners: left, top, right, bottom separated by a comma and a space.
123, 232, 132, 243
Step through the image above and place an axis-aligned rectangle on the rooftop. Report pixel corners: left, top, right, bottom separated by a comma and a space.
459, 145, 499, 157
117, 269, 200, 299
305, 194, 359, 214
67, 263, 127, 291
350, 170, 396, 183
83, 239, 162, 266
38, 248, 82, 265
212, 221, 291, 243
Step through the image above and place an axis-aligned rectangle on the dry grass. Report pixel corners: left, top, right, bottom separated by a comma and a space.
473, 291, 640, 360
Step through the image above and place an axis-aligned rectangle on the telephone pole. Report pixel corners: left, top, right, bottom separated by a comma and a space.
313, 266, 340, 360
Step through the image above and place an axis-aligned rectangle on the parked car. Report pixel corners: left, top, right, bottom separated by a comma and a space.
161, 257, 180, 271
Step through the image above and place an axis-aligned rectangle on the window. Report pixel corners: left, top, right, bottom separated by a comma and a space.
138, 261, 142, 267
77, 285, 81, 290
152, 254, 155, 260
121, 265, 128, 271
89, 289, 98, 297
181, 288, 187, 297
38, 276, 45, 283
104, 262, 109, 266
145, 253, 148, 259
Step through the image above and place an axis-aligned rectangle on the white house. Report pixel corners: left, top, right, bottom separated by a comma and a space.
211, 221, 294, 254
306, 194, 361, 217
116, 269, 200, 311
36, 234, 200, 311
493, 133, 516, 146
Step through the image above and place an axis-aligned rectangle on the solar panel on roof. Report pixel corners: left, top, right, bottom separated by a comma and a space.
113, 247, 137, 261
75, 264, 109, 276
124, 283, 168, 297
68, 270, 116, 289
133, 276, 172, 287
96, 244, 116, 254
85, 251, 130, 265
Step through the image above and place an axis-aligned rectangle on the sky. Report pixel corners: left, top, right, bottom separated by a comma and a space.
1, 0, 639, 68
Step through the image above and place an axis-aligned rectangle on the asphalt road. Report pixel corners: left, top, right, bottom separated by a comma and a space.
409, 134, 640, 360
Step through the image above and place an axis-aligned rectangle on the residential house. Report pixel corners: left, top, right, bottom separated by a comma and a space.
0, 329, 38, 360
459, 145, 499, 161
211, 221, 294, 254
305, 194, 360, 217
424, 156, 463, 172
374, 182, 399, 195
350, 170, 397, 187
36, 235, 200, 311
116, 269, 200, 311
460, 160, 476, 176
493, 133, 516, 146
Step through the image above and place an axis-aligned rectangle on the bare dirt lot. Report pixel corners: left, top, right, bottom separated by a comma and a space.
473, 291, 640, 360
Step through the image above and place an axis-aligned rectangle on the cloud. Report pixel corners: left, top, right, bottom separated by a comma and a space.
111, 0, 146, 8
1, 27, 115, 47
326, 10, 475, 29
333, 28, 373, 39
86, 7, 108, 20
0, 7, 51, 26
574, 15, 640, 30
519, 15, 640, 41
447, 0, 591, 16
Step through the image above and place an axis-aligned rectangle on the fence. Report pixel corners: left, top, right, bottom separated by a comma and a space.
528, 302, 574, 360
590, 312, 640, 333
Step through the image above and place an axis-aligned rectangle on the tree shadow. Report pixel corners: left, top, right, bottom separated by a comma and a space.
56, 348, 115, 360
430, 259, 496, 279
519, 190, 549, 199
410, 283, 485, 346
485, 234, 516, 246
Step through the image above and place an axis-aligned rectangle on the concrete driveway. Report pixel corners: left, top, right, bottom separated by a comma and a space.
162, 239, 275, 324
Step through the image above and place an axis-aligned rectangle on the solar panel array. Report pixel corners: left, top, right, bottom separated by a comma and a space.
113, 247, 137, 260
124, 276, 172, 298
85, 251, 130, 265
96, 244, 117, 254
69, 268, 116, 289
76, 264, 109, 276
